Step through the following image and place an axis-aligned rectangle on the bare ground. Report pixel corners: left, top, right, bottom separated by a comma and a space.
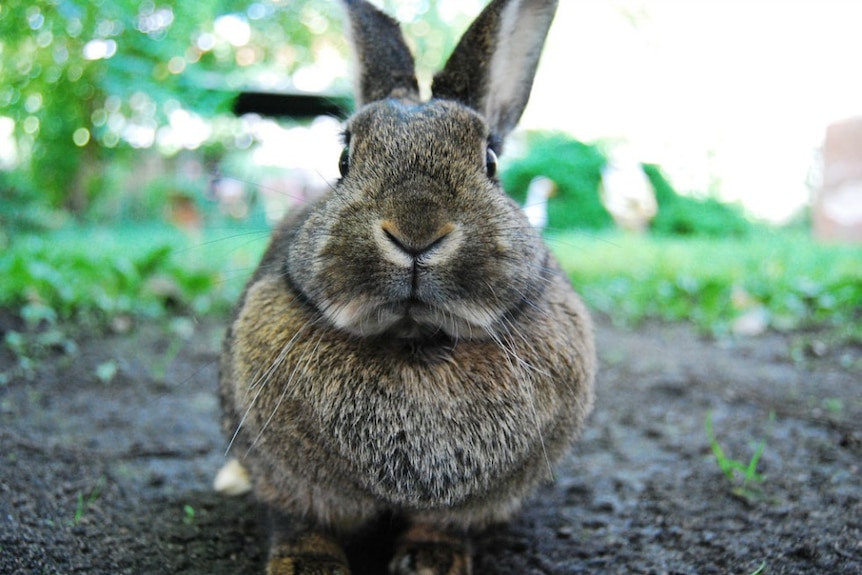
1, 313, 860, 574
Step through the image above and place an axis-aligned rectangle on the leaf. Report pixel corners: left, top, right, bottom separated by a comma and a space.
135, 245, 172, 277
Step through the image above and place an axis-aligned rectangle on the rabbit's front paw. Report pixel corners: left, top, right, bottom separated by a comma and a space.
389, 525, 471, 575
267, 531, 351, 575
267, 554, 350, 575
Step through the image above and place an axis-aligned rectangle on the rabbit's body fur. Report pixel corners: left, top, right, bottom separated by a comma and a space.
221, 234, 593, 530
219, 1, 595, 573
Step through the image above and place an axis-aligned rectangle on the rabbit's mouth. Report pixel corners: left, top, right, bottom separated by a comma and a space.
386, 313, 448, 341
388, 298, 468, 340
323, 295, 501, 342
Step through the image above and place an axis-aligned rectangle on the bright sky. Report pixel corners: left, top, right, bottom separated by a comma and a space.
523, 0, 862, 222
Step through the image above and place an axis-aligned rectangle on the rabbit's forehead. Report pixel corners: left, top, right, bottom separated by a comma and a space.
347, 99, 488, 149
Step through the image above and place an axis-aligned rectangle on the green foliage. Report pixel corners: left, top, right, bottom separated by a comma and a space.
0, 224, 249, 328
182, 504, 196, 526
0, 0, 350, 215
0, 169, 67, 237
643, 163, 752, 237
0, 221, 859, 382
72, 476, 106, 526
501, 132, 613, 230
501, 134, 752, 237
3, 223, 860, 346
705, 411, 774, 501
0, 0, 228, 211
553, 230, 862, 337
121, 172, 206, 222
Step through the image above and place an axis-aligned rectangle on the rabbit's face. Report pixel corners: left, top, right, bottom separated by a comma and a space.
287, 98, 547, 341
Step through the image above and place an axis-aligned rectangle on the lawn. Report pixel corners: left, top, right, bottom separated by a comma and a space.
551, 229, 862, 338
2, 223, 860, 342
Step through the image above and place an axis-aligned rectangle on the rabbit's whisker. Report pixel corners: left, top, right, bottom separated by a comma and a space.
215, 174, 313, 207
248, 330, 327, 456
313, 169, 339, 194
494, 318, 554, 479
174, 229, 272, 258
226, 318, 311, 456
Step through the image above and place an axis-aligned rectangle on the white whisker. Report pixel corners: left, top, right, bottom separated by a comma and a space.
225, 319, 312, 456
491, 318, 554, 479
247, 329, 326, 455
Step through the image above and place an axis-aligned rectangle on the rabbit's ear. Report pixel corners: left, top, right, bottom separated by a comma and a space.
432, 0, 557, 139
342, 0, 420, 106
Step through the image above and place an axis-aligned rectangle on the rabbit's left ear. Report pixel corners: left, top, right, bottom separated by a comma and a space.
432, 0, 558, 140
342, 0, 420, 107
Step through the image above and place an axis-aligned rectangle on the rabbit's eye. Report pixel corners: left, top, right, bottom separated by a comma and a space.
338, 147, 350, 177
485, 148, 498, 178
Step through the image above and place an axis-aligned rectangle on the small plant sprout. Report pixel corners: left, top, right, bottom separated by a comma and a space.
72, 476, 106, 526
822, 398, 843, 414
705, 411, 775, 500
183, 504, 195, 525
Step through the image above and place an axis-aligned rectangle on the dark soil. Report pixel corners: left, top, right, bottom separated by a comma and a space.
1, 314, 860, 574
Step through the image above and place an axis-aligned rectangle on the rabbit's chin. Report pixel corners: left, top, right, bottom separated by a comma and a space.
322, 297, 502, 342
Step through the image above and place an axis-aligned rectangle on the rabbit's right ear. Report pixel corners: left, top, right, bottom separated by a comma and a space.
432, 0, 558, 140
342, 0, 420, 107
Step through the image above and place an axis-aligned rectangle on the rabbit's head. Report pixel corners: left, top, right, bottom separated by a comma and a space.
285, 0, 559, 342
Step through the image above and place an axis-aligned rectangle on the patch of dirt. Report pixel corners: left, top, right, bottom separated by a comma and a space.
1, 315, 860, 574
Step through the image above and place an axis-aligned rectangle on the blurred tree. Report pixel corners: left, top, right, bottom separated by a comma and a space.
0, 0, 498, 218
0, 0, 349, 216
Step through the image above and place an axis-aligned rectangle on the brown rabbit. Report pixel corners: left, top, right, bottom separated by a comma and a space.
218, 1, 596, 573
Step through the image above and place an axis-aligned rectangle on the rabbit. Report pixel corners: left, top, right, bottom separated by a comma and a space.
218, 0, 596, 573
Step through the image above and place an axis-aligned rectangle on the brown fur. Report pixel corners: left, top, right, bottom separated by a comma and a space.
219, 1, 594, 573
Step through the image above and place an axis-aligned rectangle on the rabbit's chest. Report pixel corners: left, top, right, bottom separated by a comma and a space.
315, 371, 544, 507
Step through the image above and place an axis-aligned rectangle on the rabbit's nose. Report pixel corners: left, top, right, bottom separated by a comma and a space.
378, 220, 457, 260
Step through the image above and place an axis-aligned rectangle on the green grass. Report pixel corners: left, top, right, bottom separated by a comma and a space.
0, 222, 268, 328
705, 411, 773, 500
552, 229, 862, 338
182, 504, 196, 525
72, 476, 106, 526
1, 223, 860, 346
